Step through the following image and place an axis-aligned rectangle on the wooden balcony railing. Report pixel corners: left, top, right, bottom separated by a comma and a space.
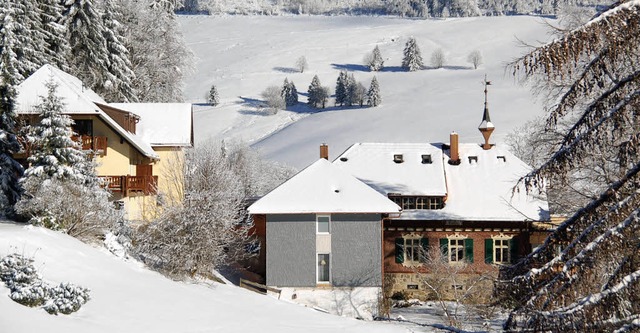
71, 135, 108, 156
100, 175, 158, 196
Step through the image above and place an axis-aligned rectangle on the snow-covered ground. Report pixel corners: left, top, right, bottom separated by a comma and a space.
179, 15, 555, 169
0, 221, 412, 333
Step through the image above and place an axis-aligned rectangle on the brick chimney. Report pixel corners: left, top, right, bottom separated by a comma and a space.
320, 144, 329, 160
449, 132, 460, 165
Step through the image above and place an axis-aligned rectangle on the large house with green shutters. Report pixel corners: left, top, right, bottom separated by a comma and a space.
248, 104, 549, 308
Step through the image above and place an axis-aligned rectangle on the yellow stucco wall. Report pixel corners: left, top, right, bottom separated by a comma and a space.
153, 147, 185, 206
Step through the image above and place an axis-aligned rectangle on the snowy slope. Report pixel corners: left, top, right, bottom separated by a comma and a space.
0, 222, 408, 333
179, 15, 554, 169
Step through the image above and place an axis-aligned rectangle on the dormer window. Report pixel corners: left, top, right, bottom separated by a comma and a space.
468, 156, 478, 164
421, 154, 432, 164
393, 154, 404, 163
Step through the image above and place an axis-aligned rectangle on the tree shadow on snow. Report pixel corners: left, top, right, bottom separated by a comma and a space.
331, 63, 370, 72
273, 66, 299, 74
380, 66, 406, 73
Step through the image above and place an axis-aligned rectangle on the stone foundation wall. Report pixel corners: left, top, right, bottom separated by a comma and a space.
384, 272, 496, 302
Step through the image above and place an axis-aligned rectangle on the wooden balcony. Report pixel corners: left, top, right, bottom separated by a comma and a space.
72, 135, 108, 156
100, 175, 158, 196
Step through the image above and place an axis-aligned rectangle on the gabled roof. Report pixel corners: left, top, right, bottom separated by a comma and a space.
248, 158, 401, 215
333, 142, 549, 222
16, 65, 159, 160
111, 103, 193, 147
333, 143, 447, 196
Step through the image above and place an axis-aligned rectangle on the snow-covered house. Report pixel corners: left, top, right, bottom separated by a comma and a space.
248, 90, 548, 305
13, 64, 193, 221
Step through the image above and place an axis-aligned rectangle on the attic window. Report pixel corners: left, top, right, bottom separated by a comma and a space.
339, 157, 348, 162
497, 156, 506, 162
393, 154, 404, 164
421, 154, 432, 164
468, 156, 478, 164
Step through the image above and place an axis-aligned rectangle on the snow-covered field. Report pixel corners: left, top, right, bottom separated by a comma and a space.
0, 221, 411, 333
179, 15, 555, 169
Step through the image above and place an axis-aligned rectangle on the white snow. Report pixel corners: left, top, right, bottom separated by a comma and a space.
0, 221, 408, 333
111, 103, 193, 147
178, 15, 555, 170
249, 158, 401, 214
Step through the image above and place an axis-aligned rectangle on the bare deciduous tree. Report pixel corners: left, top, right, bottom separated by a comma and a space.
430, 48, 446, 69
467, 50, 483, 70
295, 55, 308, 73
261, 85, 285, 114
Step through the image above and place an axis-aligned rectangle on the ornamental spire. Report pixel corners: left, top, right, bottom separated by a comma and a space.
478, 75, 494, 150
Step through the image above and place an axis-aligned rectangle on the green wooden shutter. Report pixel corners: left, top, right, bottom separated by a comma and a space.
419, 238, 429, 263
395, 238, 404, 263
485, 239, 493, 264
439, 238, 448, 260
510, 238, 519, 264
464, 238, 474, 263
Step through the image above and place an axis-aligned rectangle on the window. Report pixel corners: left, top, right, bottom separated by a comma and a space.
317, 254, 330, 283
402, 197, 415, 210
316, 215, 330, 233
388, 195, 445, 210
441, 237, 474, 263
395, 237, 428, 264
485, 237, 516, 264
421, 154, 432, 164
449, 239, 465, 262
494, 239, 510, 264
393, 154, 404, 163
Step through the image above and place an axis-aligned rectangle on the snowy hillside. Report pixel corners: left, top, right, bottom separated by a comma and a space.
179, 15, 555, 169
0, 221, 409, 332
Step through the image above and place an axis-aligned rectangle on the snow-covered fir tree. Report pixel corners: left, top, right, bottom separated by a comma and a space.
207, 84, 219, 106
335, 70, 348, 106
367, 76, 381, 107
307, 75, 328, 108
38, 0, 71, 71
401, 37, 423, 72
0, 84, 23, 218
345, 73, 357, 107
281, 78, 298, 107
498, 2, 640, 331
98, 0, 138, 102
22, 80, 88, 183
365, 45, 384, 71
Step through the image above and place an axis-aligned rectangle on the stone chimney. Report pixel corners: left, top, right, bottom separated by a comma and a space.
449, 132, 460, 165
478, 75, 495, 150
320, 143, 329, 160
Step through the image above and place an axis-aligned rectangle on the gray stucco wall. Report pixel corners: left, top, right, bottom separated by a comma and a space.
266, 213, 382, 288
331, 214, 382, 287
266, 214, 316, 287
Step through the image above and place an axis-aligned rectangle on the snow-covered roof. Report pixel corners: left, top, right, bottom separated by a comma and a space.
15, 65, 159, 160
333, 142, 548, 222
333, 143, 447, 196
248, 158, 401, 215
110, 103, 193, 147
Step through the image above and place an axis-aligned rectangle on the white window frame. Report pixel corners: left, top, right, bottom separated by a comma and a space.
404, 237, 421, 264
491, 235, 513, 264
316, 214, 330, 234
449, 238, 465, 262
316, 253, 331, 284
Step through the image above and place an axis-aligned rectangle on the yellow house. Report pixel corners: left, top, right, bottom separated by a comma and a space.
14, 65, 193, 221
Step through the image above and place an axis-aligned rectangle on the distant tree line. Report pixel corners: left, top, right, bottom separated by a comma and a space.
177, 0, 607, 17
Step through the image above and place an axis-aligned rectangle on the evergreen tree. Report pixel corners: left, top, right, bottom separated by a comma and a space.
38, 0, 71, 71
367, 76, 381, 107
366, 45, 384, 71
335, 70, 348, 106
207, 84, 219, 106
402, 37, 424, 72
307, 75, 328, 109
281, 78, 298, 107
345, 73, 357, 107
62, 0, 113, 99
0, 84, 24, 218
499, 2, 640, 331
23, 79, 88, 183
99, 0, 138, 102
